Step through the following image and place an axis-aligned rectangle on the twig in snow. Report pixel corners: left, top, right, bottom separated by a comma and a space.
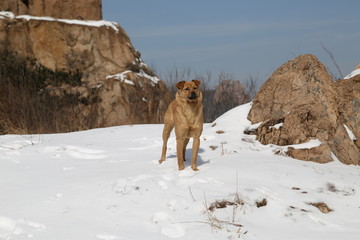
188, 186, 196, 202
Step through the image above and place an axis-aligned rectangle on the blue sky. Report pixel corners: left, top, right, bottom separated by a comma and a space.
103, 0, 360, 85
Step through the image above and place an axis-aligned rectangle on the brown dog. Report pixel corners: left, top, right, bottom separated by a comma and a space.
159, 80, 203, 171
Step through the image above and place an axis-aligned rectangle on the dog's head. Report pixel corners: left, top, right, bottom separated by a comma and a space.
176, 80, 202, 103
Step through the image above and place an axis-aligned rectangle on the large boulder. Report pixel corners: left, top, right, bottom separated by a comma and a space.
0, 11, 171, 129
247, 54, 360, 165
0, 0, 102, 20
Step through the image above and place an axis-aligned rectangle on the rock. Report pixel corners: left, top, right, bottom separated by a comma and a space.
0, 11, 171, 129
334, 73, 360, 150
248, 54, 360, 165
98, 70, 171, 125
287, 144, 332, 164
0, 0, 102, 20
0, 13, 135, 85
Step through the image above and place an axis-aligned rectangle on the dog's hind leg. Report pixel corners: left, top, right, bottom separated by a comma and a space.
159, 123, 173, 164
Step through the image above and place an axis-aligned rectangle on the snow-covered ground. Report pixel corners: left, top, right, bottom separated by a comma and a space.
1, 103, 360, 240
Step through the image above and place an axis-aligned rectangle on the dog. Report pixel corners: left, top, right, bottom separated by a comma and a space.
159, 80, 203, 171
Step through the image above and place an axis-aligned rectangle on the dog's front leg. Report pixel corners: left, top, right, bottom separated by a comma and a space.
176, 137, 185, 170
191, 137, 200, 171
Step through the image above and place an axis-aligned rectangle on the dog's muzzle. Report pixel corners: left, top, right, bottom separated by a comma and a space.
188, 92, 197, 100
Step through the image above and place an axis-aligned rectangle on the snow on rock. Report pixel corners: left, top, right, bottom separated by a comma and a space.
1, 103, 360, 240
286, 139, 322, 149
344, 68, 360, 79
344, 124, 357, 141
0, 11, 14, 18
0, 11, 120, 33
106, 68, 160, 86
271, 122, 283, 130
136, 69, 160, 85
106, 70, 135, 86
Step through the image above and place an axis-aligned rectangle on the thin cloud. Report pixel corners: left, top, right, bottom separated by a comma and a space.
130, 18, 360, 39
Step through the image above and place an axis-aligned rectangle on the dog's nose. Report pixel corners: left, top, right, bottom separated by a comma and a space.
188, 92, 197, 100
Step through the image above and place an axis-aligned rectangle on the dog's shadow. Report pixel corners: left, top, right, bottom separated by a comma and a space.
167, 148, 209, 168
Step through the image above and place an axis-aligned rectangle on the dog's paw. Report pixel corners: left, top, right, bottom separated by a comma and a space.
191, 166, 199, 171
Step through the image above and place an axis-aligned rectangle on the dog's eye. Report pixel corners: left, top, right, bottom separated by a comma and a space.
194, 87, 197, 90
185, 88, 190, 91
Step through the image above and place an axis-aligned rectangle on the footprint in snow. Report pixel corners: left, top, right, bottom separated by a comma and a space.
161, 173, 175, 182
161, 225, 185, 239
0, 216, 46, 238
42, 145, 108, 160
152, 212, 185, 238
64, 145, 108, 159
96, 233, 121, 240
167, 200, 177, 211
113, 175, 152, 195
158, 180, 169, 190
0, 216, 18, 233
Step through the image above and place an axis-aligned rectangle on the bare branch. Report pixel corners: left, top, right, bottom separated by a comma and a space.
321, 42, 344, 79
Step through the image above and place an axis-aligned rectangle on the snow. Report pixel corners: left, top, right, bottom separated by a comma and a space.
106, 71, 135, 86
286, 139, 323, 149
344, 68, 360, 79
1, 102, 360, 240
136, 69, 160, 85
344, 125, 357, 141
0, 11, 120, 33
106, 69, 160, 86
271, 122, 283, 130
0, 11, 14, 19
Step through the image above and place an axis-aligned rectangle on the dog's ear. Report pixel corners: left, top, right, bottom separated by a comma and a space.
192, 79, 201, 87
176, 81, 185, 89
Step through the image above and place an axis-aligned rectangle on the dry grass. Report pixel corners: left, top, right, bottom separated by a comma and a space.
203, 194, 244, 230
255, 198, 267, 208
326, 182, 339, 192
307, 202, 333, 213
209, 145, 218, 150
0, 53, 101, 134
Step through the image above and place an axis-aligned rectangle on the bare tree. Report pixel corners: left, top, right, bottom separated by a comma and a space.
244, 74, 259, 100
206, 73, 251, 121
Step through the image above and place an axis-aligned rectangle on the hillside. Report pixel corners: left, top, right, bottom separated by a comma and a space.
1, 103, 359, 240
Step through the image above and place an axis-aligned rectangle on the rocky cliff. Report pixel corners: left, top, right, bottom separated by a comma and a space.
0, 0, 102, 20
247, 54, 360, 165
0, 10, 171, 131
